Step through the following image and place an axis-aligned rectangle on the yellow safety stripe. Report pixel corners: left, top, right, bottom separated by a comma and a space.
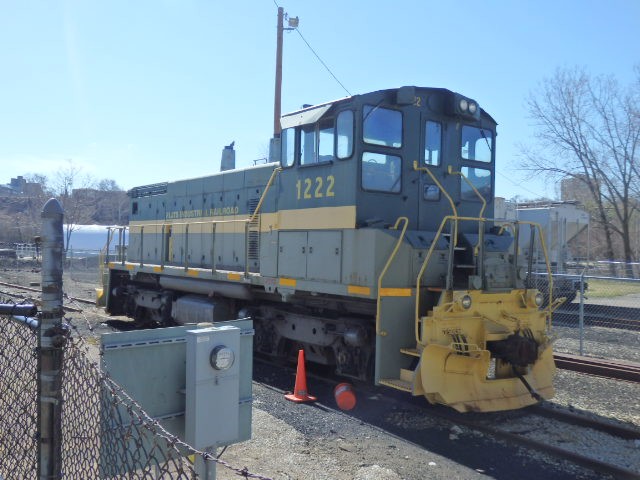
348, 285, 371, 296
380, 288, 413, 297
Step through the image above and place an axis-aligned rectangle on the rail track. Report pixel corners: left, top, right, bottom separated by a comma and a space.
425, 404, 640, 480
0, 280, 92, 312
555, 303, 640, 331
253, 356, 640, 480
554, 352, 640, 383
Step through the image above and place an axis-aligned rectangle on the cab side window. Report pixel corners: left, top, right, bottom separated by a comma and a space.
281, 128, 296, 167
336, 110, 354, 159
318, 119, 335, 163
300, 126, 316, 165
362, 152, 401, 193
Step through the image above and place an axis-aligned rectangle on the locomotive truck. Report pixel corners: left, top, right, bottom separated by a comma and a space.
105, 86, 557, 412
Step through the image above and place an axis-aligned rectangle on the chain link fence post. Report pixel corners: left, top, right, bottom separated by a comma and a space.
38, 198, 67, 479
578, 268, 586, 355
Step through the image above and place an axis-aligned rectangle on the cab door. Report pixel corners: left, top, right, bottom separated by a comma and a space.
417, 114, 457, 232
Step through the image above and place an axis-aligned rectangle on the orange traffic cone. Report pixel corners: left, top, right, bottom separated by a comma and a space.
285, 349, 317, 403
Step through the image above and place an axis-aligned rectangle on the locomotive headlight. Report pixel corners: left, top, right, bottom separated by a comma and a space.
210, 345, 235, 371
534, 292, 544, 307
459, 98, 469, 112
461, 294, 472, 309
468, 102, 477, 114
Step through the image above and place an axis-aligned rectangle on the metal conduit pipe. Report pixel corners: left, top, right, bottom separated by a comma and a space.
158, 276, 253, 300
10, 315, 39, 329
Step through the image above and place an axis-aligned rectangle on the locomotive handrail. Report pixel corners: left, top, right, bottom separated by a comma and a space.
375, 216, 409, 337
413, 161, 458, 246
518, 221, 554, 326
447, 166, 487, 220
105, 226, 127, 265
128, 218, 254, 271
415, 215, 452, 344
249, 166, 282, 224
413, 217, 554, 345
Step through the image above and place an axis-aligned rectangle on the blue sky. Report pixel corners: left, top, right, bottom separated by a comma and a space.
1, 0, 638, 200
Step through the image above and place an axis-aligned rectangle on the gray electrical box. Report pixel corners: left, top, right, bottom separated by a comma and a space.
185, 325, 240, 449
100, 318, 253, 474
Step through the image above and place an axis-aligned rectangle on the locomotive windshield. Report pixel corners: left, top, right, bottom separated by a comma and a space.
461, 126, 493, 162
461, 166, 491, 201
362, 105, 402, 148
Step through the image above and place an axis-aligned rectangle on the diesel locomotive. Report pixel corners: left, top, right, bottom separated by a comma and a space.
104, 86, 557, 412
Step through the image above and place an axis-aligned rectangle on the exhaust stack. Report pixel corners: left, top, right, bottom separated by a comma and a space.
221, 142, 235, 171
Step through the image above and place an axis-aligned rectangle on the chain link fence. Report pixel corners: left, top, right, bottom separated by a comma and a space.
0, 302, 38, 479
551, 271, 640, 364
0, 306, 272, 480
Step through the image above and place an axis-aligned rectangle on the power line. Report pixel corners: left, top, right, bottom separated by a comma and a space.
496, 170, 547, 198
294, 29, 351, 97
270, 1, 351, 97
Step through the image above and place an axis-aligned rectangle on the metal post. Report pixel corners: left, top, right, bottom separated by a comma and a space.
184, 224, 190, 271
139, 226, 144, 267
446, 219, 455, 290
121, 227, 126, 265
160, 224, 166, 270
211, 223, 217, 274
38, 198, 67, 479
579, 269, 585, 355
244, 222, 250, 278
273, 7, 284, 137
195, 449, 217, 480
105, 227, 112, 266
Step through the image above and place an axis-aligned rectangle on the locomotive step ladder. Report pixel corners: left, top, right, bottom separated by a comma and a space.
378, 346, 423, 393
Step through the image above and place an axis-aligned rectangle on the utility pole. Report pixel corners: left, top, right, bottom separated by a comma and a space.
273, 7, 298, 138
273, 7, 284, 137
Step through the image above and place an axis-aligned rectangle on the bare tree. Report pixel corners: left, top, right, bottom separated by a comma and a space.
94, 179, 128, 224
50, 160, 97, 251
97, 178, 121, 192
522, 66, 640, 276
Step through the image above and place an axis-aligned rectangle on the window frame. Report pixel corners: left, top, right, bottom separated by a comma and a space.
360, 151, 403, 194
459, 165, 492, 202
423, 119, 443, 167
283, 119, 339, 169
280, 127, 297, 169
336, 109, 355, 160
362, 104, 404, 149
460, 125, 494, 163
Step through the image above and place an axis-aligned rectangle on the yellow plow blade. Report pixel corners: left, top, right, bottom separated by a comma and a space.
419, 344, 555, 412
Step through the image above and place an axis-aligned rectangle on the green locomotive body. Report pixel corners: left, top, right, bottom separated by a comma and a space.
106, 86, 556, 412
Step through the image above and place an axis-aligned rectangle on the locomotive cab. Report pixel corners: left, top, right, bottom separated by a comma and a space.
278, 86, 496, 233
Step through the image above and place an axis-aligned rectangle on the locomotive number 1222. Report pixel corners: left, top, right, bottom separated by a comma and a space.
296, 175, 335, 200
